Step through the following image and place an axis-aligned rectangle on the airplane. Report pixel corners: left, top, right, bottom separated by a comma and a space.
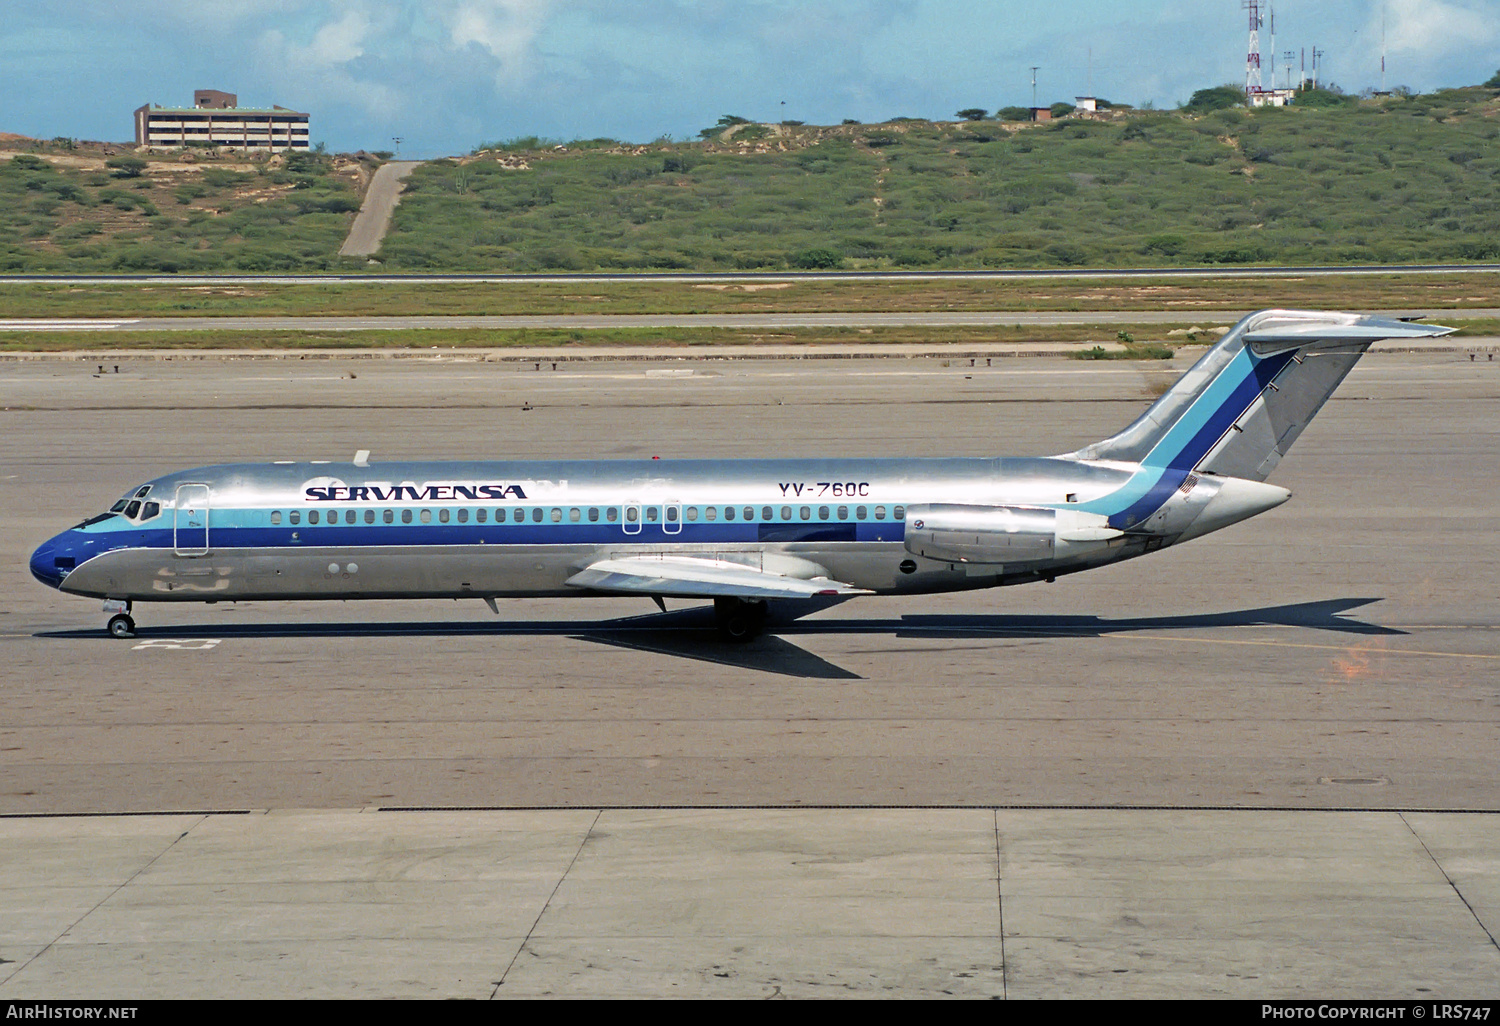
30, 309, 1452, 642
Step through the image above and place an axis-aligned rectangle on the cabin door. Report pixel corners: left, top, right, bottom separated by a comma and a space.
174, 484, 210, 556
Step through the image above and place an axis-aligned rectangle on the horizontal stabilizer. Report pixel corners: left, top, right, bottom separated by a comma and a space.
1245, 315, 1456, 355
566, 556, 872, 600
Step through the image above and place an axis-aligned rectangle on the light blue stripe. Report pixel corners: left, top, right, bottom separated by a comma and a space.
1075, 347, 1266, 518
1141, 347, 1258, 469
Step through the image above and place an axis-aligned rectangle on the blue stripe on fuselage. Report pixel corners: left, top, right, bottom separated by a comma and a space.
58, 519, 905, 565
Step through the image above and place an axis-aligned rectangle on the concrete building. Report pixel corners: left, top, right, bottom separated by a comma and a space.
1247, 88, 1297, 108
134, 90, 309, 152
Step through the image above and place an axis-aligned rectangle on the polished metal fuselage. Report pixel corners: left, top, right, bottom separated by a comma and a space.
47, 456, 1145, 604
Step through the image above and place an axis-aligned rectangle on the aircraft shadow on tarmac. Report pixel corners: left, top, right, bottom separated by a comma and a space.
38, 597, 1401, 681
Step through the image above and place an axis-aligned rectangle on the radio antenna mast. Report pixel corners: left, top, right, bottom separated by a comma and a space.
1243, 1, 1264, 100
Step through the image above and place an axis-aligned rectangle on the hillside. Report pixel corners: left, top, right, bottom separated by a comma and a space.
383, 88, 1500, 272
4, 85, 1499, 273
0, 145, 370, 272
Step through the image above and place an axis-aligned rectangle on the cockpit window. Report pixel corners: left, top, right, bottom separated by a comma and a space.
141, 501, 160, 521
110, 499, 129, 513
124, 500, 141, 519
135, 486, 152, 499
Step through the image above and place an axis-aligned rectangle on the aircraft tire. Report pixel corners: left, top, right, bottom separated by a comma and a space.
714, 598, 768, 643
107, 614, 136, 639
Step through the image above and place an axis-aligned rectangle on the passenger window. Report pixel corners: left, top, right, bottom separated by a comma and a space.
364, 509, 375, 524
819, 506, 830, 521
837, 506, 848, 520
383, 509, 394, 524
290, 511, 301, 525
271, 511, 283, 525
438, 509, 450, 524
723, 506, 735, 521
894, 506, 906, 520
646, 507, 660, 523
588, 508, 599, 523
800, 506, 811, 521
666, 507, 678, 522
308, 510, 320, 525
346, 510, 356, 525
142, 501, 160, 520
874, 506, 886, 521
402, 509, 413, 524
856, 506, 867, 520
532, 508, 543, 523
476, 508, 486, 523
420, 509, 432, 524
607, 508, 619, 523
744, 507, 754, 521
687, 507, 699, 522
781, 506, 792, 521
705, 506, 717, 522
626, 507, 638, 523
457, 508, 468, 523
569, 508, 581, 523
762, 506, 773, 521
551, 508, 562, 523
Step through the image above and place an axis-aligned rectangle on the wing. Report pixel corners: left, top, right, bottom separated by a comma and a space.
565, 555, 872, 600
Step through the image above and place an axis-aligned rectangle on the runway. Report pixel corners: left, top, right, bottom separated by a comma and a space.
1, 309, 1497, 332
3, 350, 1497, 996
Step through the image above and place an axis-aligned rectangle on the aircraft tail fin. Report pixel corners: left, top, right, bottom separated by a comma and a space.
1068, 309, 1455, 480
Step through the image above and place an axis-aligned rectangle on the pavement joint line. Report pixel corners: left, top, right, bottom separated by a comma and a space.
991, 808, 1008, 1001
0, 813, 209, 989
491, 808, 601, 998
8, 807, 1497, 818
1399, 812, 1500, 954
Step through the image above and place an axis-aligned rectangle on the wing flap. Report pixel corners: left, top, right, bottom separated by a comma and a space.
566, 556, 871, 600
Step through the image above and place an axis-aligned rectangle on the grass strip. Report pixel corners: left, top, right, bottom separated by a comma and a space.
0, 273, 1497, 319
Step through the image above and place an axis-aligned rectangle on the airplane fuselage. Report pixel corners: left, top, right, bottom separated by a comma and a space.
32, 456, 1159, 603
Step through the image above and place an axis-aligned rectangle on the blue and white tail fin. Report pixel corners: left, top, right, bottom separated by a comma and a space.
1070, 309, 1455, 481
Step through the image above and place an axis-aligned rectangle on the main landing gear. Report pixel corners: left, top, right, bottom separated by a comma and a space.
105, 601, 135, 639
714, 597, 768, 643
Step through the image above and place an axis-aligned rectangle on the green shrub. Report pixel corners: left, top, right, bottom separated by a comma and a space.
789, 247, 844, 269
1184, 85, 1245, 111
106, 155, 148, 179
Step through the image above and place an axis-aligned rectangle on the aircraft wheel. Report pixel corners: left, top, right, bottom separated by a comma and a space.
714, 598, 767, 643
107, 614, 136, 639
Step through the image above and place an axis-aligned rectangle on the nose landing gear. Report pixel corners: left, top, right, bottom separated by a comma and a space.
105, 600, 135, 639
714, 597, 768, 643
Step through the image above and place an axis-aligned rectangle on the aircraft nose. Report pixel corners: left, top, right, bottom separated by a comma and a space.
29, 535, 69, 589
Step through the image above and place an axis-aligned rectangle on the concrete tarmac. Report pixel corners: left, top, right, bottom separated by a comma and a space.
3, 349, 1498, 996
1, 809, 1496, 999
